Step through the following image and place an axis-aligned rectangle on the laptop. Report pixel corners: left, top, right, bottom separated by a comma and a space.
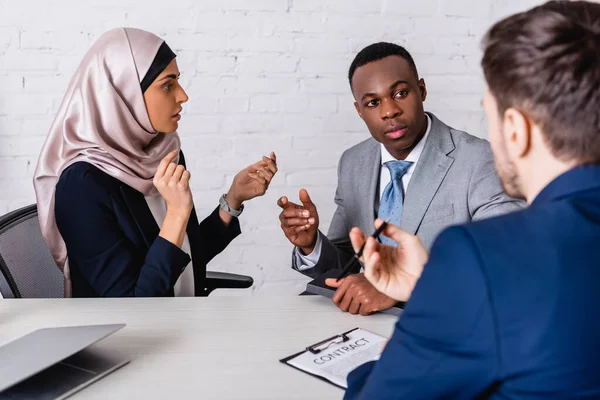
0, 324, 128, 400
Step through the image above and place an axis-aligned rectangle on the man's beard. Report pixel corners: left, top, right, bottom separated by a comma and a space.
495, 137, 525, 200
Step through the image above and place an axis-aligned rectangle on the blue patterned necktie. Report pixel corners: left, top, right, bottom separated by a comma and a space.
377, 160, 413, 246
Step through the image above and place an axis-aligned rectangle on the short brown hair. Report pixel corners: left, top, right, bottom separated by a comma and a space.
482, 1, 600, 164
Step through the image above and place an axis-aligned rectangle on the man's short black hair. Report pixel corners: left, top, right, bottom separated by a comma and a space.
348, 42, 419, 87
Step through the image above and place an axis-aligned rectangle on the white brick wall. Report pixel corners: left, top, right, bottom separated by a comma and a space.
0, 0, 542, 295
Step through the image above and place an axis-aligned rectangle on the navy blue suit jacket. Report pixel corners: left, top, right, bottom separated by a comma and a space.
345, 165, 600, 399
54, 153, 240, 297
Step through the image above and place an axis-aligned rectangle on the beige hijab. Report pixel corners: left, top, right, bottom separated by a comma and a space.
33, 28, 180, 296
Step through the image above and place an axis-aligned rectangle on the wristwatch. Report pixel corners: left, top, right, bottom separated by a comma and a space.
219, 194, 244, 217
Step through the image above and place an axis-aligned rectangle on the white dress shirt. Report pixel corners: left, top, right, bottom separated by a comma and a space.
294, 114, 432, 271
145, 196, 195, 296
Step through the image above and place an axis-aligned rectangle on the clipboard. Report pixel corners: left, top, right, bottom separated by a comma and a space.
279, 327, 386, 389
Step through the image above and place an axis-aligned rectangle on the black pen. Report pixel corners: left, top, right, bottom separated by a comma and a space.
336, 219, 390, 282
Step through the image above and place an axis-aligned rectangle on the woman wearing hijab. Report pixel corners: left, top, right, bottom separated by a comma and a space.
33, 28, 278, 298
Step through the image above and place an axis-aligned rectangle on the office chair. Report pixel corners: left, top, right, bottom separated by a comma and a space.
0, 205, 64, 298
0, 205, 253, 298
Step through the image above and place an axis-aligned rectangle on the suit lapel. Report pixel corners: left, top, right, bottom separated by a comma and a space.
184, 205, 204, 296
119, 184, 160, 249
360, 139, 381, 234
118, 151, 188, 250
400, 113, 455, 235
175, 152, 205, 295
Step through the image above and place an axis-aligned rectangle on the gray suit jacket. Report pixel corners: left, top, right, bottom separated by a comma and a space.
294, 112, 524, 278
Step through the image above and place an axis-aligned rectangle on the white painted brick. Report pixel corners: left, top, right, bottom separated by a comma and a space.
348, 24, 416, 54
57, 55, 87, 76
221, 115, 268, 134
181, 93, 219, 115
180, 136, 233, 158
194, 11, 263, 37
490, 0, 543, 22
300, 76, 348, 94
413, 36, 480, 56
0, 117, 14, 136
190, 188, 228, 214
0, 27, 18, 55
377, 18, 419, 38
0, 94, 54, 116
0, 74, 25, 92
261, 115, 288, 134
283, 149, 342, 170
123, 6, 197, 32
324, 15, 382, 38
429, 93, 484, 112
321, 114, 365, 133
8, 6, 127, 30
218, 97, 250, 113
470, 17, 496, 40
233, 134, 290, 156
178, 115, 221, 134
236, 54, 299, 74
9, 198, 35, 212
337, 93, 358, 112
0, 179, 35, 200
291, 0, 383, 14
3, 52, 59, 71
0, 157, 35, 179
20, 30, 97, 53
291, 132, 366, 152
307, 94, 339, 114
381, 0, 440, 16
195, 55, 237, 74
192, 76, 236, 95
228, 34, 294, 53
286, 169, 337, 187
294, 35, 349, 55
0, 136, 47, 157
425, 75, 485, 95
432, 110, 488, 139
237, 217, 292, 246
281, 95, 310, 113
410, 16, 473, 38
217, 151, 284, 175
298, 56, 351, 75
171, 50, 197, 78
250, 94, 281, 113
172, 33, 229, 52
22, 75, 70, 93
416, 54, 471, 76
21, 117, 56, 137
189, 171, 226, 190
441, 0, 490, 17
218, 0, 289, 12
233, 76, 299, 94
271, 13, 327, 33
0, 200, 9, 215
284, 115, 327, 136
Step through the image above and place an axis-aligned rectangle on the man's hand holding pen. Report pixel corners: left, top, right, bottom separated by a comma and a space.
328, 219, 429, 303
